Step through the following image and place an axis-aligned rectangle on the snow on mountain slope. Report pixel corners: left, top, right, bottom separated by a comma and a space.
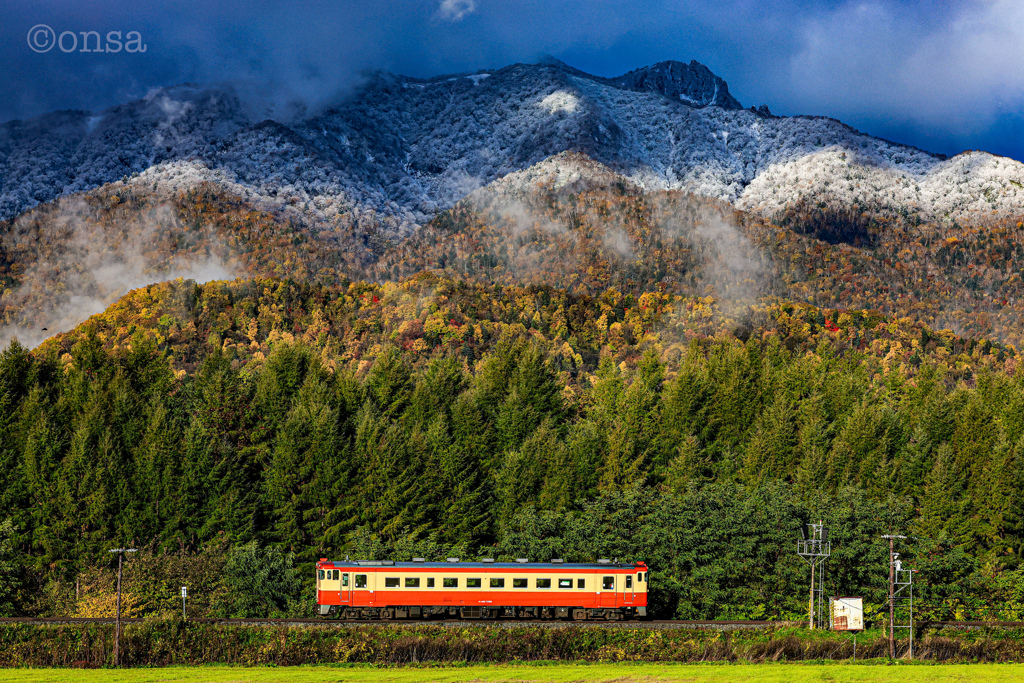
0, 85, 248, 219
476, 151, 637, 200
1, 59, 1022, 238
737, 147, 1024, 222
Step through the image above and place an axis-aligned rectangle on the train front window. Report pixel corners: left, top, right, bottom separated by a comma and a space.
577, 579, 585, 589
513, 578, 527, 588
490, 578, 505, 588
637, 572, 642, 583
355, 574, 367, 588
332, 570, 339, 580
443, 578, 458, 588
467, 578, 481, 588
558, 578, 572, 589
602, 576, 614, 590
318, 570, 324, 580
536, 578, 551, 589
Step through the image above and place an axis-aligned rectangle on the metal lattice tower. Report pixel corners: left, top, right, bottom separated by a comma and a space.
797, 521, 831, 629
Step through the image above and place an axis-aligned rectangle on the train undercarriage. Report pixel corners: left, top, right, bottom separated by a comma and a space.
320, 604, 646, 621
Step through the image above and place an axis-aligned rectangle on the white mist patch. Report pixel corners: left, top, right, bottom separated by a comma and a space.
537, 91, 581, 115
0, 256, 237, 350
602, 226, 634, 260
0, 194, 243, 350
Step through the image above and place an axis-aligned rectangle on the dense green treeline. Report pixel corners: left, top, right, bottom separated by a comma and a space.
3, 313, 1024, 620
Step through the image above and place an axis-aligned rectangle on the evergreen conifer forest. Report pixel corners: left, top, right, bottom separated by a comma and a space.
2, 260, 1024, 622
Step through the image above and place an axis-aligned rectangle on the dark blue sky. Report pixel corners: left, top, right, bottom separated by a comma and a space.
4, 0, 1023, 161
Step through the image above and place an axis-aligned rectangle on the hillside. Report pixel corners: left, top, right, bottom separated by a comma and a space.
378, 152, 1024, 346
5, 149, 1024, 350
0, 177, 376, 347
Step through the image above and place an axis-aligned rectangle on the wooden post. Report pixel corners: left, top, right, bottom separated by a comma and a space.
888, 536, 895, 659
109, 548, 135, 666
114, 551, 123, 666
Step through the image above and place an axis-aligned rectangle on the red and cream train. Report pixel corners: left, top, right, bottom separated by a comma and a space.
316, 558, 649, 620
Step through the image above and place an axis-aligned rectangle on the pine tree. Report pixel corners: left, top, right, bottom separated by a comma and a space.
742, 390, 797, 484
427, 408, 491, 545
917, 443, 973, 546
793, 394, 833, 493
135, 398, 182, 544
267, 370, 343, 557
366, 347, 413, 420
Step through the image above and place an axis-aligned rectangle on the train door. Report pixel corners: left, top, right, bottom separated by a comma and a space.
354, 572, 369, 606
623, 573, 635, 605
600, 575, 616, 607
340, 571, 352, 607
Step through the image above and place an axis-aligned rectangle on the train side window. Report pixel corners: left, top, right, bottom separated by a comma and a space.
355, 574, 367, 588
536, 578, 551, 589
384, 577, 400, 588
427, 578, 435, 588
626, 575, 632, 588
577, 579, 585, 589
318, 570, 325, 580
467, 578, 482, 588
443, 578, 458, 588
602, 576, 614, 590
405, 577, 420, 588
490, 578, 505, 588
342, 573, 349, 587
513, 578, 527, 588
558, 578, 572, 589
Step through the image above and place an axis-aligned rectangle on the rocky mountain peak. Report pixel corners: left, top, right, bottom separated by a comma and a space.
609, 60, 743, 109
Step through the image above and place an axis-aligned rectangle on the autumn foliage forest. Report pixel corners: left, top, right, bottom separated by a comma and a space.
1, 158, 1024, 622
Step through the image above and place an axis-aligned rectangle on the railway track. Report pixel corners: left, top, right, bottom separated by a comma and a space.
1, 617, 1021, 630
0, 617, 785, 630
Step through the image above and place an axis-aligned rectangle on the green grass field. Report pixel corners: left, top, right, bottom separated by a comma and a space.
3, 663, 1024, 683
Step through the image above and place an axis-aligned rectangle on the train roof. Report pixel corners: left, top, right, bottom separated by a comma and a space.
317, 559, 646, 570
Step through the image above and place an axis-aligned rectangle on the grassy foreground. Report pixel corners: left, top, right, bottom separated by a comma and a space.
4, 663, 1024, 683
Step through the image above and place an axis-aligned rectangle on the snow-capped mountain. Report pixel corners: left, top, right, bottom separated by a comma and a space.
2, 59, 1022, 238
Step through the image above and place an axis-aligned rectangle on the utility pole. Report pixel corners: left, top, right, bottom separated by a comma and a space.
888, 536, 895, 657
881, 534, 906, 659
109, 548, 137, 666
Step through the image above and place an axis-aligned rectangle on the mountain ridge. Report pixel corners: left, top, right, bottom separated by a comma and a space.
2, 58, 1020, 236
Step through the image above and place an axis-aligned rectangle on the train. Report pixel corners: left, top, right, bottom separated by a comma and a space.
316, 557, 649, 620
